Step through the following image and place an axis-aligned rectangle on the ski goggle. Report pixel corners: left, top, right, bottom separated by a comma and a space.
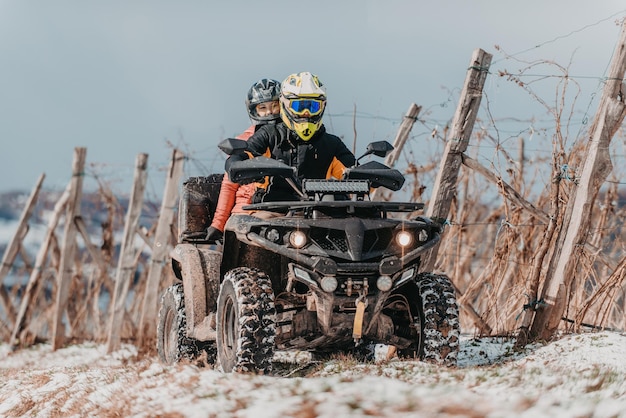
288, 99, 324, 116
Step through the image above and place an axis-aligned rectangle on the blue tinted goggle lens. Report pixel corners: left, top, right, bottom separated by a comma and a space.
289, 99, 322, 114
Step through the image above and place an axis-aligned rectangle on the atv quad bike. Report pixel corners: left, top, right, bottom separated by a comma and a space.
157, 140, 460, 373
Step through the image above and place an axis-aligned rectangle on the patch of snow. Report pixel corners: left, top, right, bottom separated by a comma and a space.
1, 331, 625, 417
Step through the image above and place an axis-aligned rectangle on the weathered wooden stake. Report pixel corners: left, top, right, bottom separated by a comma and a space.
530, 21, 626, 341
138, 149, 185, 344
385, 103, 422, 168
371, 103, 422, 201
106, 153, 149, 353
421, 48, 493, 272
0, 173, 45, 327
52, 148, 86, 350
10, 185, 70, 348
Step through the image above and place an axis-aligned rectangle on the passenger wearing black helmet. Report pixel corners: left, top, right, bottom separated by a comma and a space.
205, 78, 281, 242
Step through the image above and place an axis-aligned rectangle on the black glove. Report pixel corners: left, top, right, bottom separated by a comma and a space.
205, 226, 223, 243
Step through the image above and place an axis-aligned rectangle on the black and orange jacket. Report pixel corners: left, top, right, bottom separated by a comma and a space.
225, 122, 356, 203
209, 125, 260, 232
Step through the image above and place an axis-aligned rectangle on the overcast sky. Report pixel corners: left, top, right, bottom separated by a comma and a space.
1, 1, 625, 197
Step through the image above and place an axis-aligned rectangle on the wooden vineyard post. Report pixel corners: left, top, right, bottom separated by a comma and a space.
385, 103, 422, 168
10, 185, 70, 348
421, 48, 493, 272
371, 103, 421, 201
530, 21, 626, 341
106, 153, 149, 353
0, 173, 45, 328
52, 148, 86, 350
138, 149, 185, 344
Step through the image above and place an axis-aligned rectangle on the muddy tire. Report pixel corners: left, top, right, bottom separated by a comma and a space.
416, 273, 460, 367
157, 283, 216, 365
216, 267, 276, 374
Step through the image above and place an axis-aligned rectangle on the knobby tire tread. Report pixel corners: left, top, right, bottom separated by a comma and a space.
416, 273, 460, 367
220, 267, 276, 374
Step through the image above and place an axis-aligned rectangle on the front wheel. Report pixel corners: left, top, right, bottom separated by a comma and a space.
216, 267, 276, 374
416, 273, 460, 366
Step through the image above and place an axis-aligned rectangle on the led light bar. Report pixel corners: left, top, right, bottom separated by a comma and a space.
302, 179, 370, 194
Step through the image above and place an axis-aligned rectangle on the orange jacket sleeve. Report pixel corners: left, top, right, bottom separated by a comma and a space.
210, 173, 239, 231
326, 157, 348, 180
210, 125, 256, 231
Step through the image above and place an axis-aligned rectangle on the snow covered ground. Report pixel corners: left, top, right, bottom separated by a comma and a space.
1, 331, 625, 417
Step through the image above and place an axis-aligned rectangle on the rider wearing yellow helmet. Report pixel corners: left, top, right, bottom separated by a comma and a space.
279, 72, 326, 141
225, 71, 355, 205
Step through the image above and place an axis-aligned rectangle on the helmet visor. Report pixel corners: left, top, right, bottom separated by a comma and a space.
288, 99, 324, 116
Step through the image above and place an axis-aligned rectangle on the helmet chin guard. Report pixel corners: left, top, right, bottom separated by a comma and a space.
281, 118, 319, 141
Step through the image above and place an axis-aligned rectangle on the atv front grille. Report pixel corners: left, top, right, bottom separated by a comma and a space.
311, 229, 349, 252
363, 229, 392, 253
310, 227, 392, 259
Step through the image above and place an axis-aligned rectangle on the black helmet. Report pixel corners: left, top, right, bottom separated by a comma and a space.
246, 78, 281, 124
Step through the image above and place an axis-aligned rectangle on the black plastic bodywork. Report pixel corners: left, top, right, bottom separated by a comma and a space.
217, 153, 443, 351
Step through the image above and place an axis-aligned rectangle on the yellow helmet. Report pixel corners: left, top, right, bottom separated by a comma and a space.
279, 72, 326, 141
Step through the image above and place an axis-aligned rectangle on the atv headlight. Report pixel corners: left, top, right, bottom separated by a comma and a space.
320, 276, 338, 292
376, 275, 393, 291
395, 230, 413, 248
289, 230, 307, 249
265, 228, 281, 243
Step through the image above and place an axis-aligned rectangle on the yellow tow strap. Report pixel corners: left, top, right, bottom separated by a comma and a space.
352, 300, 366, 339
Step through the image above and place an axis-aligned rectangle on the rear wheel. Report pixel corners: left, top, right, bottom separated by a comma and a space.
416, 273, 460, 366
216, 267, 276, 374
157, 283, 215, 365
